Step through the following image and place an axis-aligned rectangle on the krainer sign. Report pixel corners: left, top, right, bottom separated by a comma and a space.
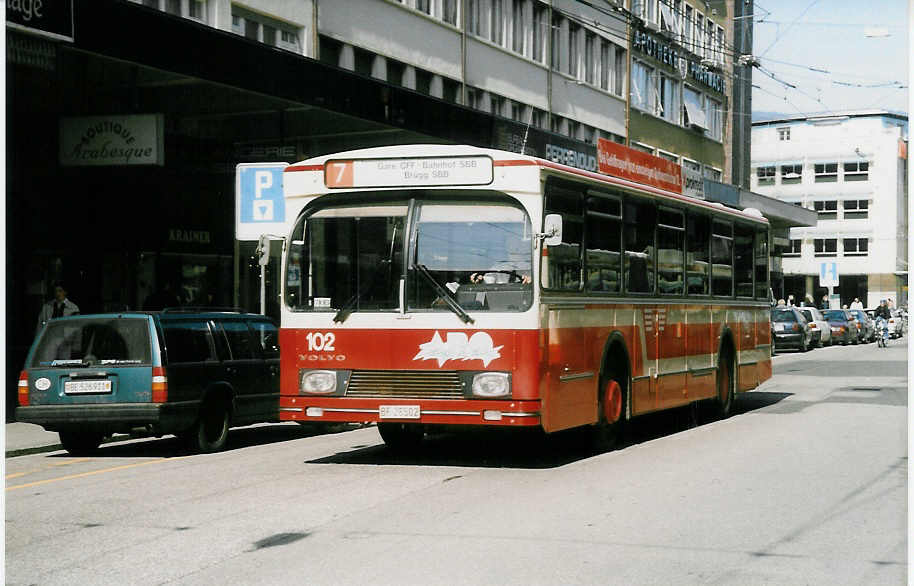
597, 139, 683, 193
60, 114, 165, 167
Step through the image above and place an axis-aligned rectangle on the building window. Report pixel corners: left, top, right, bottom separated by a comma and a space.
600, 40, 611, 91
567, 120, 579, 139
415, 69, 432, 94
532, 2, 547, 63
682, 86, 706, 129
551, 115, 564, 135
232, 7, 300, 53
716, 25, 725, 64
784, 239, 802, 257
467, 0, 481, 35
443, 0, 458, 25
531, 108, 546, 128
843, 238, 868, 256
416, 0, 431, 14
631, 61, 651, 111
777, 127, 791, 141
814, 238, 838, 257
684, 4, 693, 51
813, 200, 838, 219
318, 35, 342, 66
704, 97, 722, 141
843, 199, 869, 219
490, 94, 505, 116
466, 87, 484, 109
658, 74, 681, 123
756, 166, 776, 185
844, 161, 869, 181
510, 101, 526, 122
780, 163, 802, 184
387, 59, 406, 86
582, 126, 596, 144
568, 22, 580, 78
490, 0, 505, 45
442, 78, 460, 103
511, 0, 525, 53
703, 166, 722, 181
614, 47, 626, 96
814, 162, 838, 182
189, 0, 205, 20
584, 32, 596, 85
551, 13, 562, 70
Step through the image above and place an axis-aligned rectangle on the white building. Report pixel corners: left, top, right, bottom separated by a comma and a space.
751, 111, 908, 309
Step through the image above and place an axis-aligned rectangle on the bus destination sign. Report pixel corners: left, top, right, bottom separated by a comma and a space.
324, 156, 493, 188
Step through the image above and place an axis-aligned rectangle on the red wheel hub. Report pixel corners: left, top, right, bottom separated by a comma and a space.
603, 380, 623, 423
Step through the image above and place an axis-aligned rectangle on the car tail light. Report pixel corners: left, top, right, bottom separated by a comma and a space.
808, 322, 818, 329
151, 367, 168, 403
17, 371, 29, 407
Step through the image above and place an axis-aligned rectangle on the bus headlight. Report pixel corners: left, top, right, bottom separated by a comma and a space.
300, 370, 337, 394
471, 372, 511, 398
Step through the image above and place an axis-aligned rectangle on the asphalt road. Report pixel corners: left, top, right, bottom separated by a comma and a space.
5, 339, 908, 585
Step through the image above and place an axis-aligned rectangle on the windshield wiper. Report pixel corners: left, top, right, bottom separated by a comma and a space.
414, 264, 474, 324
333, 260, 390, 324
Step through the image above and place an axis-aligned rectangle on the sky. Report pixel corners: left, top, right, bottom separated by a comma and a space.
749, 0, 909, 120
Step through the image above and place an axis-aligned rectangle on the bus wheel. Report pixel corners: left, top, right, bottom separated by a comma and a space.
59, 431, 104, 455
378, 422, 425, 451
590, 375, 626, 452
715, 348, 735, 419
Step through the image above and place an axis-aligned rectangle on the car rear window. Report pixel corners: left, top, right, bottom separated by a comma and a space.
31, 317, 151, 367
772, 310, 797, 322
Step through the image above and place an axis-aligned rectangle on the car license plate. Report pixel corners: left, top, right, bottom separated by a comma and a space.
379, 405, 420, 419
64, 380, 112, 394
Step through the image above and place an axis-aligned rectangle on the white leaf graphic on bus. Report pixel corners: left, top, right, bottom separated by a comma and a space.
413, 331, 503, 367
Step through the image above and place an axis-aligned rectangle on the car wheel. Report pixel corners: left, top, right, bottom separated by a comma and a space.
378, 422, 425, 451
590, 372, 627, 452
187, 397, 230, 453
59, 431, 104, 455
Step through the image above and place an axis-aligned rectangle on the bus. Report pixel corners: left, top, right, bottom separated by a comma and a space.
277, 144, 771, 449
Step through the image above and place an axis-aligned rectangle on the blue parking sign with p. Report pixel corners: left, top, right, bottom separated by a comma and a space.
239, 164, 286, 223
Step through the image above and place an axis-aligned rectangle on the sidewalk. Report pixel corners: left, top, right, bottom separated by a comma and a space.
5, 422, 67, 457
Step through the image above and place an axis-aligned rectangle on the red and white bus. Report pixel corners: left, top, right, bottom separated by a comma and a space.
277, 144, 771, 448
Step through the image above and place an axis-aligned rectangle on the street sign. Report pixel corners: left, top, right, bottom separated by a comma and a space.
819, 261, 839, 288
235, 162, 288, 241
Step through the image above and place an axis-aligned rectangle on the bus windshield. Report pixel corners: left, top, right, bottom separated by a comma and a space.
285, 195, 533, 315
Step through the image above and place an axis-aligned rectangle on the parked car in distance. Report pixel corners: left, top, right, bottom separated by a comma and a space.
848, 309, 875, 343
822, 309, 856, 346
798, 307, 831, 347
889, 309, 905, 338
771, 307, 812, 352
16, 309, 280, 455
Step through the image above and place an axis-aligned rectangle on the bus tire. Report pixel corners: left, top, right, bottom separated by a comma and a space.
59, 431, 104, 455
715, 345, 735, 419
378, 422, 425, 451
187, 396, 230, 453
590, 372, 627, 452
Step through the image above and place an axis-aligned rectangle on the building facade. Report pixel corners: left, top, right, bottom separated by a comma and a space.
7, 0, 762, 414
751, 111, 909, 308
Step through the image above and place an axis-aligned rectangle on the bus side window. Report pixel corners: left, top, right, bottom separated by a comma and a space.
624, 199, 656, 294
755, 229, 769, 300
686, 212, 710, 295
711, 220, 734, 297
585, 195, 622, 293
734, 224, 755, 298
657, 208, 685, 296
544, 184, 583, 291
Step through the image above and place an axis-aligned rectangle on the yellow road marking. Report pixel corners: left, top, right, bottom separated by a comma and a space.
6, 457, 190, 491
5, 458, 94, 481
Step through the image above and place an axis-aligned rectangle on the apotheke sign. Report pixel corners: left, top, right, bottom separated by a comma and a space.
632, 29, 725, 93
60, 114, 165, 167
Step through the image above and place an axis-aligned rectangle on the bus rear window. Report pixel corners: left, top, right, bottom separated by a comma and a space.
32, 318, 152, 367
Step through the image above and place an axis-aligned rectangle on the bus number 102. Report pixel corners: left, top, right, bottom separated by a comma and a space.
306, 332, 336, 351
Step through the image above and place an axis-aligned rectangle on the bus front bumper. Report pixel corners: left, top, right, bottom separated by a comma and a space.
279, 396, 541, 427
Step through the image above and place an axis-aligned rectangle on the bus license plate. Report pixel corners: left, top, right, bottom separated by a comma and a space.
64, 380, 112, 394
379, 405, 420, 419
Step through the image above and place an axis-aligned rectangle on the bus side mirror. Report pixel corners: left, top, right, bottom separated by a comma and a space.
541, 214, 563, 246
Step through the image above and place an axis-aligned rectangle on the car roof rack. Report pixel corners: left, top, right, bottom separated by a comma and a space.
161, 306, 246, 314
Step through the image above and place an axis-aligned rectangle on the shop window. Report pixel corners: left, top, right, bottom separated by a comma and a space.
844, 161, 869, 181
780, 163, 802, 184
813, 200, 837, 220
624, 199, 656, 294
843, 199, 869, 219
814, 163, 838, 182
686, 213, 710, 295
711, 220, 733, 297
843, 238, 868, 256
783, 239, 802, 257
814, 238, 837, 257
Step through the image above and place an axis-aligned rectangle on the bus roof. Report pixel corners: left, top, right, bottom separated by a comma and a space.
285, 144, 769, 225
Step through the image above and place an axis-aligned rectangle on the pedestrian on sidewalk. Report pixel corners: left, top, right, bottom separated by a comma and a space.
36, 281, 79, 335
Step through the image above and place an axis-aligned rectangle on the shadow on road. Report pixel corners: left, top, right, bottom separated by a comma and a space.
45, 423, 362, 459
306, 390, 793, 470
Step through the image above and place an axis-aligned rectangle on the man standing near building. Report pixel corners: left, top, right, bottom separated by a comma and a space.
36, 282, 80, 335
851, 297, 863, 309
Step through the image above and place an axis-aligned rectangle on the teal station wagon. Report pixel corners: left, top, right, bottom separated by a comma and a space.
16, 310, 280, 454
